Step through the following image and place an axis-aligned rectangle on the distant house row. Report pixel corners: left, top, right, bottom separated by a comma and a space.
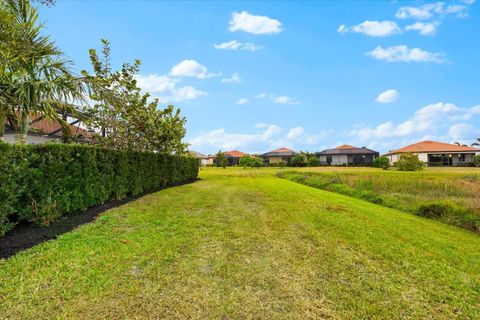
195, 140, 480, 167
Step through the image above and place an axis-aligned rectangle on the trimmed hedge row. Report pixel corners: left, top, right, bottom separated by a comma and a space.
0, 143, 199, 236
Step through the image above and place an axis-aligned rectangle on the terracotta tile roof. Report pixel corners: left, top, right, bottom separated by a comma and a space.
386, 140, 480, 155
5, 117, 91, 139
335, 144, 356, 149
223, 150, 247, 158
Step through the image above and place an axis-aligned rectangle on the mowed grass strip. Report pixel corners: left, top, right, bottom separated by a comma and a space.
0, 167, 479, 319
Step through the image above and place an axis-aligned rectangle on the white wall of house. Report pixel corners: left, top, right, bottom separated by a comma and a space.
268, 156, 285, 164
331, 154, 348, 165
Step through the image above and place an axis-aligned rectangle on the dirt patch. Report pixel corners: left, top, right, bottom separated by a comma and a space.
0, 179, 199, 260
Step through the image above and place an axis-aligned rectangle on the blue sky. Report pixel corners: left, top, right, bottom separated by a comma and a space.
39, 0, 480, 154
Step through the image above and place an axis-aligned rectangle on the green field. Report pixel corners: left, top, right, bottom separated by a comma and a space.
278, 167, 480, 232
1, 167, 480, 319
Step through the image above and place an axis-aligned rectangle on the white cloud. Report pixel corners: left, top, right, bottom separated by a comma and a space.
287, 127, 305, 140
236, 98, 248, 105
338, 21, 401, 37
222, 73, 242, 83
349, 103, 480, 141
274, 96, 300, 105
405, 22, 439, 36
376, 89, 399, 103
396, 2, 470, 20
367, 45, 446, 63
135, 74, 207, 103
448, 123, 476, 140
170, 59, 219, 79
229, 11, 282, 35
214, 40, 260, 51
189, 124, 329, 153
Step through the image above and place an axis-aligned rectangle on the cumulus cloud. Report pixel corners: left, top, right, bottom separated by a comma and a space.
448, 123, 476, 140
338, 21, 401, 37
405, 22, 439, 36
236, 98, 248, 105
396, 2, 471, 20
214, 40, 260, 51
274, 96, 300, 105
222, 73, 242, 83
170, 59, 219, 79
229, 11, 282, 35
376, 89, 399, 103
349, 103, 480, 141
189, 124, 330, 153
135, 74, 207, 103
367, 45, 446, 63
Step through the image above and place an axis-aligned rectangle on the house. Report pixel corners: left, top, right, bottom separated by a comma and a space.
187, 151, 208, 166
223, 150, 247, 166
3, 116, 91, 144
317, 145, 379, 165
385, 140, 480, 166
205, 150, 247, 166
262, 147, 297, 164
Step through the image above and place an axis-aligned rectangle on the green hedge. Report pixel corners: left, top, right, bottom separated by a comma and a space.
0, 143, 199, 236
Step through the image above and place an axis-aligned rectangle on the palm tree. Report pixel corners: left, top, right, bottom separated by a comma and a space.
472, 138, 480, 147
0, 0, 84, 143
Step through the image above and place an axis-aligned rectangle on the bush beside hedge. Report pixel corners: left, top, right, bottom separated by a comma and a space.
0, 143, 199, 236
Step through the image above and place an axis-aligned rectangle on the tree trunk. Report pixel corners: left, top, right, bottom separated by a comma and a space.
0, 108, 5, 142
16, 113, 28, 144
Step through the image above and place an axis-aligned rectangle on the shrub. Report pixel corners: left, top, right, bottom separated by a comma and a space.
307, 156, 321, 167
289, 154, 306, 167
395, 153, 424, 171
373, 156, 390, 170
277, 160, 287, 168
474, 155, 480, 167
239, 155, 253, 169
252, 157, 264, 168
0, 143, 199, 236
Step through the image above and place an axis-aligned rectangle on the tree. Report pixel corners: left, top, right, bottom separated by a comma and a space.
472, 138, 480, 147
307, 156, 321, 167
474, 155, 480, 167
394, 153, 424, 171
215, 150, 227, 168
289, 154, 306, 167
277, 160, 287, 168
81, 40, 187, 154
252, 157, 264, 168
0, 0, 84, 143
239, 155, 253, 169
372, 156, 390, 170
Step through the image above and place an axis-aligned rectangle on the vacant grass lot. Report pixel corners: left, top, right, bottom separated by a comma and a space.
278, 168, 480, 232
1, 167, 480, 319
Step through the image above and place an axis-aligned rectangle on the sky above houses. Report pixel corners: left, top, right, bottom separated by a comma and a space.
39, 0, 480, 154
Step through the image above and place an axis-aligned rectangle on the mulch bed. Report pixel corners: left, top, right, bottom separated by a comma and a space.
0, 179, 198, 260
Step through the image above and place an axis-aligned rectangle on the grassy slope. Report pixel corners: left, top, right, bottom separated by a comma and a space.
0, 167, 479, 319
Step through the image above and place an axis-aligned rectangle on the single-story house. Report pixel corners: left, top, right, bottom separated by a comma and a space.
188, 151, 208, 166
385, 140, 480, 166
205, 150, 247, 166
3, 116, 91, 144
317, 144, 379, 165
262, 147, 297, 164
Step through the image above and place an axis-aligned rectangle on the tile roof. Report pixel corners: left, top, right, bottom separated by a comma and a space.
262, 147, 297, 157
318, 145, 378, 155
386, 140, 480, 155
5, 116, 91, 139
223, 150, 247, 158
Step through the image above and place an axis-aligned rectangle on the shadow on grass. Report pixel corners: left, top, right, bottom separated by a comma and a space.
0, 179, 199, 260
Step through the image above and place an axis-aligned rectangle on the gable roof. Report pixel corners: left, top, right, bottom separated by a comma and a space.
5, 117, 91, 139
318, 145, 378, 155
386, 140, 480, 155
262, 147, 297, 157
223, 150, 247, 158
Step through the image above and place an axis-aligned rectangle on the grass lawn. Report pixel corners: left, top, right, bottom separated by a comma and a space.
1, 167, 480, 319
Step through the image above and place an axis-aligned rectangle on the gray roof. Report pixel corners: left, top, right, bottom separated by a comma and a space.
318, 147, 378, 156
